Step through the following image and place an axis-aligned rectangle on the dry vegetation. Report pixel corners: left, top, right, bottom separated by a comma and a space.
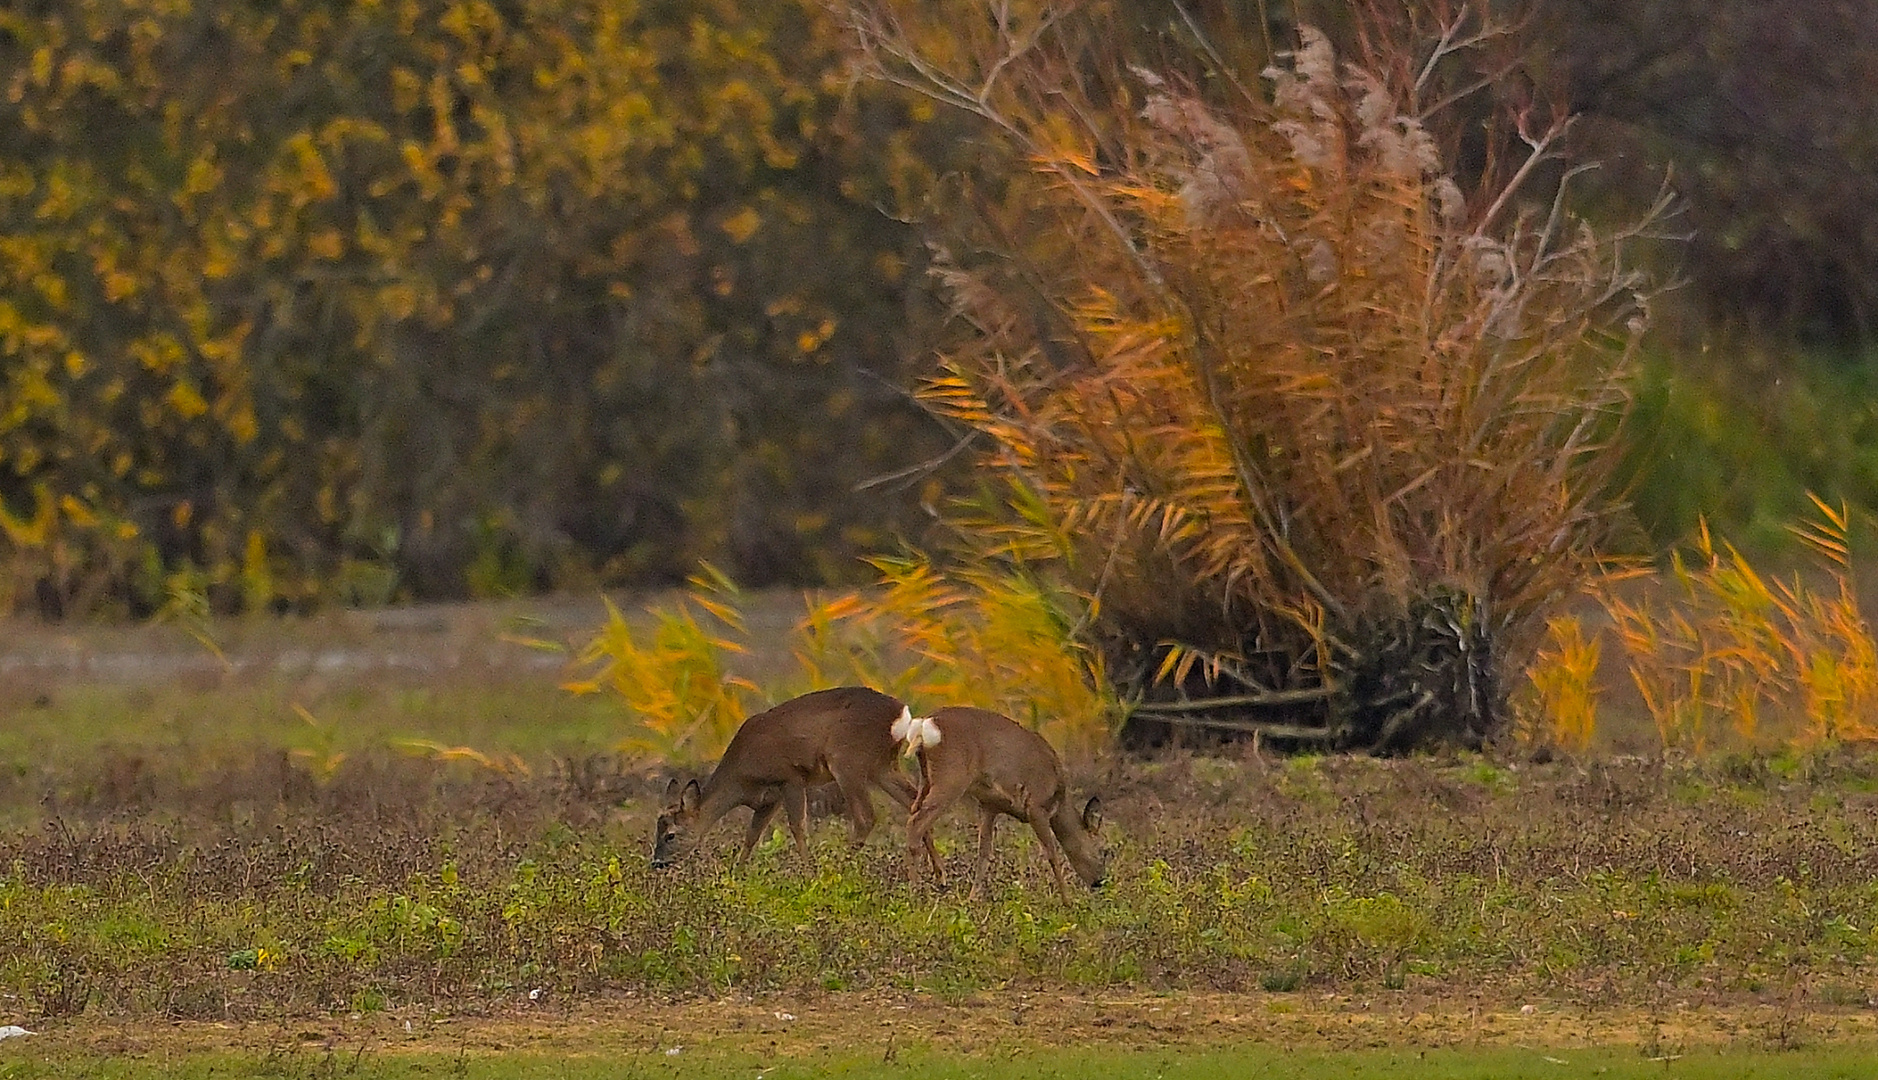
566, 564, 1114, 763
1522, 499, 1878, 756
836, 0, 1672, 754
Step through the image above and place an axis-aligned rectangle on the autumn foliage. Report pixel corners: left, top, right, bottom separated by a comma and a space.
0, 0, 953, 614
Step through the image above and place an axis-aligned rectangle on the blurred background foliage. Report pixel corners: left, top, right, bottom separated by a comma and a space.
0, 0, 1875, 618
0, 0, 963, 615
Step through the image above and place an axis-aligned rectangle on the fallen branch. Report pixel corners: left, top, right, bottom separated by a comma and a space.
1139, 713, 1335, 741
1129, 687, 1333, 712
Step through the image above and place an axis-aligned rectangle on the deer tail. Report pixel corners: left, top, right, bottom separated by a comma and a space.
893, 708, 942, 756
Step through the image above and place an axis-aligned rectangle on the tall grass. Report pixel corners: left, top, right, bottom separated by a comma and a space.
1524, 615, 1601, 752
842, 3, 1669, 750
562, 566, 756, 765
1610, 502, 1878, 750
568, 557, 1116, 762
796, 554, 1116, 757
1522, 498, 1878, 753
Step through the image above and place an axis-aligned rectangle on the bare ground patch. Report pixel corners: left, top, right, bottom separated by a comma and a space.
14, 990, 1878, 1065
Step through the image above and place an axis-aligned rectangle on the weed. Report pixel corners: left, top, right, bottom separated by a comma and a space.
1524, 615, 1602, 752
1260, 964, 1306, 993
563, 566, 757, 764
1601, 501, 1878, 753
796, 554, 1118, 757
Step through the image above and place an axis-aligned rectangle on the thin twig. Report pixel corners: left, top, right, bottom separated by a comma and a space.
1478, 113, 1576, 236
855, 430, 983, 492
1170, 0, 1263, 112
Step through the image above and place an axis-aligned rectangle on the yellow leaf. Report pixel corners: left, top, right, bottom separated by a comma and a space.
58, 495, 98, 529
720, 207, 761, 244
167, 380, 209, 419
307, 229, 345, 259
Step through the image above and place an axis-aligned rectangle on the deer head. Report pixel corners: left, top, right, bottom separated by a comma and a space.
651, 777, 703, 868
1057, 795, 1106, 888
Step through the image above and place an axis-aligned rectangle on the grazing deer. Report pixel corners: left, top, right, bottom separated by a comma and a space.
899, 706, 1106, 900
651, 686, 938, 870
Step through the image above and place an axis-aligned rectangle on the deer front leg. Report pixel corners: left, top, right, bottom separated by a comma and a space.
738, 799, 782, 863
968, 805, 1000, 900
1026, 808, 1072, 902
781, 782, 812, 861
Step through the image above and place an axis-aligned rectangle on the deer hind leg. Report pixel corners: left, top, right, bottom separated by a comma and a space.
878, 769, 942, 880
905, 767, 971, 891
739, 798, 782, 864
968, 804, 1000, 900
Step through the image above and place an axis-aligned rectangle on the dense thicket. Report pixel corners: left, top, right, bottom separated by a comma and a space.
0, 0, 1873, 616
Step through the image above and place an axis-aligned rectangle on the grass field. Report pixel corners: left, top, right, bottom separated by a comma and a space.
5, 594, 1878, 1075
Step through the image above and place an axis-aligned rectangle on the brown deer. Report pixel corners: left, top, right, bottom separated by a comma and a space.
651, 686, 939, 871
899, 706, 1106, 900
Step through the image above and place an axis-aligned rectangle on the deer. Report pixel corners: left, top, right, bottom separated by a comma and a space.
897, 706, 1107, 901
651, 686, 940, 873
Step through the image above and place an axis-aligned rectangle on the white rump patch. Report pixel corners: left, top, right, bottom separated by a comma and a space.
892, 706, 941, 755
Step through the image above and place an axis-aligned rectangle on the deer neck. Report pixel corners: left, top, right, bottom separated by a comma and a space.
691, 762, 756, 829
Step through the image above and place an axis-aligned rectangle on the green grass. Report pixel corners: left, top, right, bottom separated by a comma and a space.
0, 681, 623, 762
8, 1043, 1878, 1079
1623, 347, 1878, 553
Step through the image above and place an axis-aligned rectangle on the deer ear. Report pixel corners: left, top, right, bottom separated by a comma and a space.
1081, 795, 1103, 832
663, 776, 684, 808
680, 778, 703, 814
